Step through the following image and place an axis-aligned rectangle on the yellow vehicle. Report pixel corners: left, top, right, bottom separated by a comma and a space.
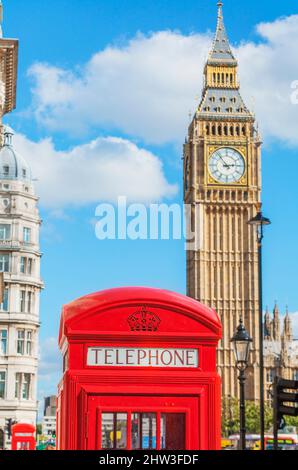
221, 438, 233, 449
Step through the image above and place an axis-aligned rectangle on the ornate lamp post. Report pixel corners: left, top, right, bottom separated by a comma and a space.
248, 210, 271, 450
231, 319, 253, 450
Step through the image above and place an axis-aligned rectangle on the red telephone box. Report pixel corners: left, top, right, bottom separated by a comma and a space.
11, 423, 36, 450
57, 287, 222, 450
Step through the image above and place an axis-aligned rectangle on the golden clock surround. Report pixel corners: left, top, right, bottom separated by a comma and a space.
206, 145, 248, 187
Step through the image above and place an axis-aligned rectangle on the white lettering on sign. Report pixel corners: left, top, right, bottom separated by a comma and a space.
87, 347, 198, 368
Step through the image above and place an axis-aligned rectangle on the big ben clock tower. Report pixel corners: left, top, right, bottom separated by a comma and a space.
184, 1, 262, 400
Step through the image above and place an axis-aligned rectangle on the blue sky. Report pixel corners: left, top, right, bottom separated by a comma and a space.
2, 0, 298, 401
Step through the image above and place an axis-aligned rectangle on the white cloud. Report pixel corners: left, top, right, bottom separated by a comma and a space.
237, 15, 298, 145
38, 336, 61, 384
27, 17, 298, 145
289, 312, 298, 338
27, 31, 211, 144
12, 132, 177, 208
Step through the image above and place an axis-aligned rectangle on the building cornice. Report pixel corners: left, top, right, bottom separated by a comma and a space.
0, 38, 18, 116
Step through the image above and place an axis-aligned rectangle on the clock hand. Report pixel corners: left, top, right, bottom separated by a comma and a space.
219, 155, 234, 169
218, 155, 230, 168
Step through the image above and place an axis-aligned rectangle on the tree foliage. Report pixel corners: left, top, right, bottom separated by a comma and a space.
221, 396, 273, 437
36, 423, 42, 436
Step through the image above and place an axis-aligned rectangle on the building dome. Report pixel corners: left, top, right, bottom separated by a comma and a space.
0, 131, 31, 182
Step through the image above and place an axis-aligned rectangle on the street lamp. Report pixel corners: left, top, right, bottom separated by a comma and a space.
231, 318, 253, 450
248, 210, 271, 450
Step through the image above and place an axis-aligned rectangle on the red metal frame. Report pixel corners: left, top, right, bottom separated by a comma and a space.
57, 287, 222, 450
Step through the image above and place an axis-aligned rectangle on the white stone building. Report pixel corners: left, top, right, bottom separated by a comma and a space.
0, 3, 43, 449
0, 132, 43, 449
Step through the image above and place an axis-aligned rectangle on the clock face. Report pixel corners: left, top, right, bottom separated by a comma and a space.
208, 148, 245, 184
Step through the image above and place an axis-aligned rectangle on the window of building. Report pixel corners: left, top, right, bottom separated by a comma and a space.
266, 369, 275, 383
27, 258, 33, 275
20, 257, 25, 274
3, 184, 10, 190
17, 329, 33, 356
0, 289, 8, 312
23, 227, 31, 244
0, 330, 7, 355
0, 254, 10, 272
0, 224, 11, 241
15, 373, 21, 399
3, 166, 9, 177
26, 331, 33, 356
20, 290, 26, 313
15, 373, 32, 401
22, 169, 27, 178
20, 291, 34, 314
17, 330, 25, 355
0, 372, 6, 399
185, 158, 190, 191
22, 374, 31, 400
20, 257, 33, 275
28, 292, 33, 313
293, 370, 298, 381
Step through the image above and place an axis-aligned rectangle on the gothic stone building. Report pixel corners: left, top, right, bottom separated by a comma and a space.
264, 305, 298, 403
184, 1, 298, 401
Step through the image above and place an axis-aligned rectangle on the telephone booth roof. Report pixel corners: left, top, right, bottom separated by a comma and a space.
12, 423, 35, 433
59, 286, 221, 346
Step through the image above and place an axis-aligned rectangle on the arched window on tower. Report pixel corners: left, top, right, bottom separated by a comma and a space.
185, 158, 190, 191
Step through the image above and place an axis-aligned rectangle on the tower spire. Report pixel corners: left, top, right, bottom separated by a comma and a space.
283, 306, 293, 341
208, 1, 236, 65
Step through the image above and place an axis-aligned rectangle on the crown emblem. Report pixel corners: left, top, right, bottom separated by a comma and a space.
128, 306, 161, 332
